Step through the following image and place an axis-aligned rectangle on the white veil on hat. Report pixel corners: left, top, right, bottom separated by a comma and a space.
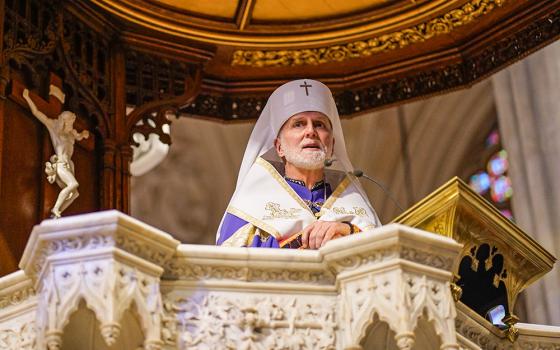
237, 79, 351, 185
218, 79, 380, 241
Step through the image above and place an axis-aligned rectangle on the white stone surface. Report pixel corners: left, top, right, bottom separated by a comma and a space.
0, 211, 558, 349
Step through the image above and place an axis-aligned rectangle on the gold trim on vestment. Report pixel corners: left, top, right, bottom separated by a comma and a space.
227, 205, 281, 239
230, 159, 363, 242
221, 223, 256, 247
255, 157, 315, 216
320, 175, 352, 213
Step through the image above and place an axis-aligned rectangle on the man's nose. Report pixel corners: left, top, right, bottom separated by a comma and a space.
303, 122, 318, 138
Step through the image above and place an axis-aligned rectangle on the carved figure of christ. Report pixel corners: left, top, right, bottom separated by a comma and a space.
22, 87, 89, 218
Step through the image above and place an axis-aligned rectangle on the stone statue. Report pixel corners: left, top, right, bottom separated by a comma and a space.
22, 88, 89, 218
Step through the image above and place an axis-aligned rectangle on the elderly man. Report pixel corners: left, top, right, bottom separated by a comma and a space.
217, 79, 380, 249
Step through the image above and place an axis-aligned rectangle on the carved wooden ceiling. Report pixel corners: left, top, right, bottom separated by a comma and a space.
91, 0, 560, 120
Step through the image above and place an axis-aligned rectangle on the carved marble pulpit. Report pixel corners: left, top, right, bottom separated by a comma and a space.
0, 179, 559, 350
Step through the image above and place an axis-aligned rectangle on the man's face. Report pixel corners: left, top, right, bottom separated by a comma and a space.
275, 111, 334, 170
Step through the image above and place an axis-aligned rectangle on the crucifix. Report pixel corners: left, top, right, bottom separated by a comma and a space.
13, 76, 90, 218
299, 81, 312, 96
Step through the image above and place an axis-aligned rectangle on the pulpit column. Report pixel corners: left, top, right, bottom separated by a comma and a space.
18, 210, 180, 350
322, 224, 462, 350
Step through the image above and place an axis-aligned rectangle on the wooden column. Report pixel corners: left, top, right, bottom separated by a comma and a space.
0, 0, 208, 275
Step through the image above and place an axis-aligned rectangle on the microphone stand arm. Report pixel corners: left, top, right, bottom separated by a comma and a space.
355, 172, 405, 212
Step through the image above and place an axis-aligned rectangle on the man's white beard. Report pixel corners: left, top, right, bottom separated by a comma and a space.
280, 141, 327, 170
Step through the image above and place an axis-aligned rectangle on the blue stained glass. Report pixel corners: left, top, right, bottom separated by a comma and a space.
488, 150, 508, 176
469, 172, 491, 194
491, 176, 513, 203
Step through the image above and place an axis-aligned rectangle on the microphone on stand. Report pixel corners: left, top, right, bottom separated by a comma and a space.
324, 159, 404, 212
350, 170, 404, 212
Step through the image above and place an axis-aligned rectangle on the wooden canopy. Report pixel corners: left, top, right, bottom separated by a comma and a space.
93, 0, 560, 119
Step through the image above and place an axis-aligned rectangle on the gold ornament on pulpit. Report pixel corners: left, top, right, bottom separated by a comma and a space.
393, 177, 556, 342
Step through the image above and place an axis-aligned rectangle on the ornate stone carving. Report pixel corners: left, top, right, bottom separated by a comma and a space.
0, 287, 36, 310
28, 232, 176, 280
162, 293, 337, 350
29, 233, 114, 278
327, 247, 400, 273
6, 213, 559, 349
516, 339, 560, 349
231, 0, 506, 68
0, 321, 36, 350
327, 246, 455, 274
248, 268, 334, 285
456, 307, 560, 349
340, 271, 459, 349
163, 262, 335, 285
36, 260, 164, 350
114, 232, 175, 266
401, 246, 455, 271
455, 310, 510, 350
164, 263, 249, 281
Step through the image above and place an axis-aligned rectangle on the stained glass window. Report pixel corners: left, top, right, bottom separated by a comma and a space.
469, 171, 491, 194
491, 176, 513, 203
467, 127, 514, 221
485, 129, 500, 147
487, 150, 508, 177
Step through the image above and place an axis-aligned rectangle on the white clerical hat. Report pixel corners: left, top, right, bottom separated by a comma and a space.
237, 79, 353, 186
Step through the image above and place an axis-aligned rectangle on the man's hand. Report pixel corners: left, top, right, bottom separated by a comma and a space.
301, 221, 351, 249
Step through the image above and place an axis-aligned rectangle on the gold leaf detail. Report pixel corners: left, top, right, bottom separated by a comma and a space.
231, 0, 506, 67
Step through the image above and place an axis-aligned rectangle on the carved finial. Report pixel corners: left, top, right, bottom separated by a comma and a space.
100, 322, 121, 346
143, 339, 163, 350
45, 330, 62, 350
395, 332, 415, 350
450, 274, 463, 302
450, 282, 463, 302
503, 314, 519, 342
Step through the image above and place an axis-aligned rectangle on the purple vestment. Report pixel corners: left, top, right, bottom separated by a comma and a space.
217, 178, 332, 247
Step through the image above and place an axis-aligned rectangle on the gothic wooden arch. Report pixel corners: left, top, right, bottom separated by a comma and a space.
0, 0, 212, 274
